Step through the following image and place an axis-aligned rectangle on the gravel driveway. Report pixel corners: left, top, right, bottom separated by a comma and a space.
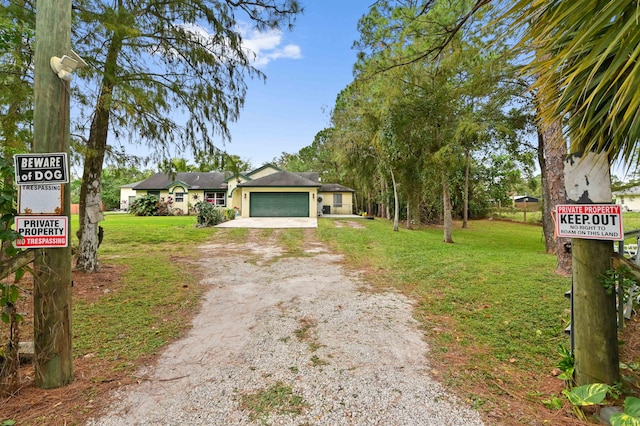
86, 229, 484, 425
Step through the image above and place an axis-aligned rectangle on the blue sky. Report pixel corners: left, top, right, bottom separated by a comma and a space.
220, 1, 372, 168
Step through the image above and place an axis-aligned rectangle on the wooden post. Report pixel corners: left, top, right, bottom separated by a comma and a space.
565, 152, 618, 385
33, 0, 74, 388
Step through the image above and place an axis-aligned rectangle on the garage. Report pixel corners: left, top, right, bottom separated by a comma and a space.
250, 192, 309, 217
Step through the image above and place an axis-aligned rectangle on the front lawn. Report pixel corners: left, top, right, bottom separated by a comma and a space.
6, 213, 634, 424
317, 218, 576, 422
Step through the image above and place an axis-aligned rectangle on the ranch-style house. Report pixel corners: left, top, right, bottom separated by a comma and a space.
120, 163, 355, 218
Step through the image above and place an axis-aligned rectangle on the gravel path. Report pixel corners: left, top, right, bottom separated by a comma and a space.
86, 231, 484, 425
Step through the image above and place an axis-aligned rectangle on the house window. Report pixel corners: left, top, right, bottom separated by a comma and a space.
175, 192, 185, 203
333, 193, 343, 208
147, 190, 160, 198
205, 191, 226, 206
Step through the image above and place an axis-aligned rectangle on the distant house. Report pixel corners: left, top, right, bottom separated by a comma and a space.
512, 195, 540, 212
613, 186, 640, 212
119, 180, 144, 211
120, 163, 355, 217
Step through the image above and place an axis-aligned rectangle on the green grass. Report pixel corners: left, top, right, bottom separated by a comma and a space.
623, 212, 640, 232
63, 213, 623, 421
222, 226, 250, 243
239, 381, 307, 422
278, 228, 306, 255
317, 217, 571, 412
71, 213, 213, 247
491, 209, 543, 224
71, 214, 215, 368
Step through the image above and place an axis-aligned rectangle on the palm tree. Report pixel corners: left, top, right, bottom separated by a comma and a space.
511, 0, 640, 163
508, 0, 640, 386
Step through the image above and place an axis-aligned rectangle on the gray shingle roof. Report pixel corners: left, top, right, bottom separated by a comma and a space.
295, 172, 319, 182
133, 172, 228, 190
120, 180, 145, 188
319, 183, 355, 192
246, 163, 282, 177
614, 185, 640, 195
238, 171, 321, 188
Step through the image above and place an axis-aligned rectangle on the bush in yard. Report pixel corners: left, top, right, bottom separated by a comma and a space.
224, 208, 236, 221
156, 197, 173, 216
129, 194, 161, 216
195, 201, 226, 227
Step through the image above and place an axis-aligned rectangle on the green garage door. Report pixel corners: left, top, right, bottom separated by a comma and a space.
250, 192, 309, 217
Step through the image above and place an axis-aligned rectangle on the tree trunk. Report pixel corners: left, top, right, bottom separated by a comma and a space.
572, 238, 619, 385
352, 191, 358, 215
406, 201, 411, 230
462, 148, 470, 229
443, 173, 454, 243
391, 169, 399, 232
538, 120, 571, 275
383, 178, 391, 220
32, 0, 74, 388
76, 33, 123, 272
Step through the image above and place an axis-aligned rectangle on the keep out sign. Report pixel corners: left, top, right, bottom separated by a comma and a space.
555, 204, 623, 240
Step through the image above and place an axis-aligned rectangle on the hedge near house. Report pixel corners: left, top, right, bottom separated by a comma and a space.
195, 202, 235, 227
129, 194, 161, 216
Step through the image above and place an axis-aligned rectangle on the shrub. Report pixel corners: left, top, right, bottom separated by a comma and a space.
224, 208, 236, 221
195, 201, 226, 227
129, 194, 160, 216
130, 195, 174, 216
156, 197, 173, 216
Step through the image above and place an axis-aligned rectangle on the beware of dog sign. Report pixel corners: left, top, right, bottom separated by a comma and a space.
14, 153, 69, 185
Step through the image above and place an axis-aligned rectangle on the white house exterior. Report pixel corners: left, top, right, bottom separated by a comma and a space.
614, 186, 640, 212
119, 181, 143, 211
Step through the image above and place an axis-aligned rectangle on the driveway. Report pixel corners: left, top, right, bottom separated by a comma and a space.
86, 228, 484, 425
216, 217, 317, 228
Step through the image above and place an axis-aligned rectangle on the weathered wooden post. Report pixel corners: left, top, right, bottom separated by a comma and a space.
563, 152, 619, 385
32, 0, 74, 388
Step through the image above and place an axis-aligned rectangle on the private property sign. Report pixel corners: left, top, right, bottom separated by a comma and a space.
14, 216, 68, 248
556, 204, 623, 240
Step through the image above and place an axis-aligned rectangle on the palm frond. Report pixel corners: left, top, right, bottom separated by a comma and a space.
509, 0, 640, 165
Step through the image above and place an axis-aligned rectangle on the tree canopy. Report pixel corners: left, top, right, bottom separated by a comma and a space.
71, 0, 302, 271
509, 0, 640, 165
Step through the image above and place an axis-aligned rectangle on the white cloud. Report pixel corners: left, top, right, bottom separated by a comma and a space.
238, 23, 302, 68
163, 22, 301, 69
